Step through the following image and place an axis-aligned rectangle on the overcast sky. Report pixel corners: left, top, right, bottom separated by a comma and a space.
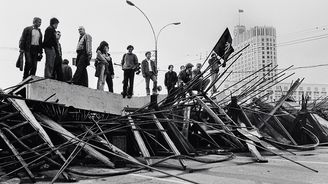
1, 0, 328, 95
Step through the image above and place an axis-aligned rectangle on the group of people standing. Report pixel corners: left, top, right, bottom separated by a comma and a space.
164, 52, 222, 95
19, 17, 222, 98
19, 17, 74, 83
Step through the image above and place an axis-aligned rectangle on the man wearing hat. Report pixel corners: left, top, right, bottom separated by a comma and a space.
121, 45, 139, 98
141, 51, 157, 95
179, 63, 193, 85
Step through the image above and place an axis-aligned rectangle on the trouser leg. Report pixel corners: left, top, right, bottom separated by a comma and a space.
72, 54, 88, 87
167, 85, 173, 94
44, 47, 56, 78
128, 70, 135, 96
145, 76, 150, 95
81, 68, 88, 87
122, 70, 129, 95
29, 47, 39, 76
150, 75, 157, 93
23, 51, 32, 79
53, 56, 63, 81
97, 65, 106, 90
211, 73, 218, 94
106, 74, 113, 92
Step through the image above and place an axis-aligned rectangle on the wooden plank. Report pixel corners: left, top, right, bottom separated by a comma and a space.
9, 98, 55, 148
191, 120, 221, 148
273, 116, 298, 145
0, 130, 35, 182
8, 98, 71, 167
152, 114, 186, 168
35, 113, 115, 168
204, 95, 239, 126
182, 107, 191, 139
83, 126, 141, 164
266, 78, 303, 121
126, 114, 152, 165
238, 123, 268, 163
205, 96, 265, 161
163, 116, 196, 155
195, 96, 245, 149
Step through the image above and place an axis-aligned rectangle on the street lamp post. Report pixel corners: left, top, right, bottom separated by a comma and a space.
155, 22, 181, 66
126, 0, 180, 66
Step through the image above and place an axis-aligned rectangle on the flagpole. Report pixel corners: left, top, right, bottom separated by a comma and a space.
238, 9, 244, 26
238, 11, 240, 26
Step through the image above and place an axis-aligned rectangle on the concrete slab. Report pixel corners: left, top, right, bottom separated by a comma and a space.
12, 76, 166, 115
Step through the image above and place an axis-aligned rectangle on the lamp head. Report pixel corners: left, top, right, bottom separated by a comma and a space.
173, 22, 181, 25
126, 0, 135, 6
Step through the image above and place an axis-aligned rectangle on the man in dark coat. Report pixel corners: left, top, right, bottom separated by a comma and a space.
43, 17, 59, 79
19, 17, 43, 79
53, 30, 63, 81
179, 63, 193, 84
141, 51, 157, 95
164, 65, 178, 94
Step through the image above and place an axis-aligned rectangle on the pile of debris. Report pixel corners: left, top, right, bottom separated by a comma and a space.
1, 48, 328, 184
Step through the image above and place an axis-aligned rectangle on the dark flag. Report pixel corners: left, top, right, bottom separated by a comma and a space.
213, 28, 234, 67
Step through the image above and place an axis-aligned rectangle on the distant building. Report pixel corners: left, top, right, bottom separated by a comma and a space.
219, 81, 328, 103
275, 82, 328, 102
218, 25, 328, 103
229, 25, 277, 83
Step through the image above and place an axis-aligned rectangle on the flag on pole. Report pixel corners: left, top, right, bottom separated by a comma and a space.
238, 9, 244, 13
212, 28, 234, 67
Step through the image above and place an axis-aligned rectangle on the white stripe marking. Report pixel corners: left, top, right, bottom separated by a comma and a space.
270, 158, 328, 165
130, 173, 189, 184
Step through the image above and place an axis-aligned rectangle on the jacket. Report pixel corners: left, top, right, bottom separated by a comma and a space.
76, 33, 92, 57
62, 64, 72, 82
43, 26, 57, 49
141, 59, 157, 77
208, 57, 221, 73
121, 53, 138, 70
95, 51, 114, 77
192, 68, 201, 78
19, 26, 43, 53
164, 71, 178, 87
179, 70, 192, 84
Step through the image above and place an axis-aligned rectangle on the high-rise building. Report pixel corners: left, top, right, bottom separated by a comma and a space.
218, 25, 328, 103
228, 26, 277, 83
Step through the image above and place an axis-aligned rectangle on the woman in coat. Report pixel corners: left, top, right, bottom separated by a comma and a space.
95, 41, 114, 91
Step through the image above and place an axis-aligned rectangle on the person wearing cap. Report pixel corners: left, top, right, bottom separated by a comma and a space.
208, 53, 221, 94
62, 59, 72, 82
192, 62, 210, 93
179, 63, 193, 84
71, 26, 92, 87
43, 17, 59, 79
141, 51, 157, 95
19, 17, 43, 80
121, 45, 138, 98
192, 63, 202, 79
177, 65, 186, 87
164, 65, 178, 94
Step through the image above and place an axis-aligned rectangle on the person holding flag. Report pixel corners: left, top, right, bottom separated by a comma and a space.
212, 28, 234, 67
